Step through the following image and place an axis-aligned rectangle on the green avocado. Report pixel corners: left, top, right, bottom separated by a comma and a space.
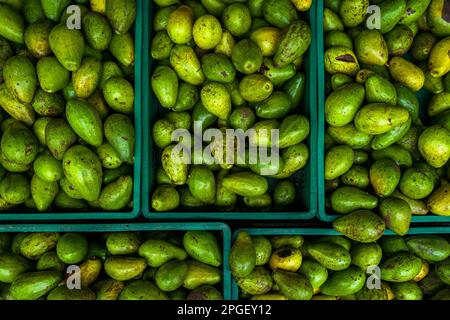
273, 180, 296, 207
30, 175, 59, 212
406, 235, 450, 262
380, 252, 422, 282
307, 242, 351, 271
183, 260, 222, 290
0, 174, 30, 205
222, 172, 268, 197
36, 251, 65, 273
355, 104, 410, 135
72, 57, 102, 99
428, 0, 450, 37
37, 57, 70, 93
354, 30, 388, 66
365, 75, 397, 105
0, 83, 36, 126
3, 56, 37, 104
325, 83, 365, 127
92, 279, 124, 300
236, 266, 272, 296
47, 286, 96, 300
325, 145, 354, 180
351, 242, 383, 269
229, 231, 256, 278
96, 143, 123, 169
385, 25, 414, 56
339, 0, 368, 28
19, 233, 59, 260
103, 77, 134, 114
151, 66, 179, 109
31, 90, 65, 117
273, 269, 313, 300
155, 260, 188, 292
99, 176, 133, 211
333, 210, 386, 243
138, 239, 187, 268
170, 45, 204, 86
331, 186, 378, 214
62, 145, 103, 201
0, 252, 33, 283
274, 20, 311, 68
327, 124, 372, 149
202, 53, 236, 84
109, 32, 134, 67
1, 124, 39, 165
66, 99, 103, 147
49, 24, 84, 71
105, 0, 136, 35
378, 0, 407, 34
320, 267, 366, 296
379, 197, 412, 236
56, 233, 88, 264
104, 256, 147, 281
0, 3, 25, 43
231, 39, 263, 75
82, 11, 112, 51
10, 271, 63, 300
183, 231, 222, 267
369, 159, 401, 197
104, 114, 135, 164
118, 280, 169, 300
391, 281, 423, 300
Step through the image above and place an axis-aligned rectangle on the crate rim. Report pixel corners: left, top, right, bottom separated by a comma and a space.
231, 226, 450, 300
0, 0, 143, 221
0, 222, 232, 300
142, 0, 319, 220
316, 0, 450, 223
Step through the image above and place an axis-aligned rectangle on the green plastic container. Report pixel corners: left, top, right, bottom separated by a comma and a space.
0, 222, 232, 300
316, 0, 449, 223
231, 227, 450, 299
142, 1, 318, 220
0, 1, 143, 221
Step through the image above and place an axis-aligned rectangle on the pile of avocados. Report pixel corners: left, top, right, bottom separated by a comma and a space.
230, 231, 450, 300
0, 0, 136, 213
323, 0, 450, 238
0, 230, 224, 300
150, 0, 313, 212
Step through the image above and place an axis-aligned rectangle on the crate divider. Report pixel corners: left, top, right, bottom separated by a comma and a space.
0, 222, 232, 300
231, 226, 450, 299
0, 0, 143, 221
316, 0, 449, 223
142, 1, 318, 220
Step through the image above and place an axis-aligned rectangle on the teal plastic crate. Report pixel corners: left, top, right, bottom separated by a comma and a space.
231, 227, 450, 300
0, 222, 231, 300
316, 0, 449, 223
0, 1, 143, 221
142, 1, 318, 220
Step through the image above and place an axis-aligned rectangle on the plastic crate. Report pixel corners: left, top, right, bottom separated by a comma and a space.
0, 222, 232, 300
231, 227, 450, 300
0, 1, 143, 221
316, 0, 449, 223
142, 1, 318, 220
